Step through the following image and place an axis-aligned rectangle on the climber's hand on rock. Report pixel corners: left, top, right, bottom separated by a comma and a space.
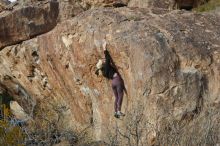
102, 41, 107, 51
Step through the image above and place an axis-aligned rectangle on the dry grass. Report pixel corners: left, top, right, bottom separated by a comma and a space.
156, 110, 220, 146
0, 98, 93, 146
107, 103, 220, 146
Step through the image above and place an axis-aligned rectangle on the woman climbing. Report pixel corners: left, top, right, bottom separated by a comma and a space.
95, 44, 126, 118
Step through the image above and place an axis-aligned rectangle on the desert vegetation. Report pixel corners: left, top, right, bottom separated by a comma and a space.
106, 103, 220, 146
0, 94, 93, 146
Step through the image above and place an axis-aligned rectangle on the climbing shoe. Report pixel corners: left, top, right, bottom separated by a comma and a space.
114, 112, 120, 118
117, 111, 125, 117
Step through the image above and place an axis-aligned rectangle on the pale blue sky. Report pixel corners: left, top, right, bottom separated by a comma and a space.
8, 0, 17, 2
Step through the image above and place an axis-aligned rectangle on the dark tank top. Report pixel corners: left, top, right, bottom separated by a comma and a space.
102, 50, 117, 79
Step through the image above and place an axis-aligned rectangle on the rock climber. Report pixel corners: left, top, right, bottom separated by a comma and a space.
95, 45, 125, 118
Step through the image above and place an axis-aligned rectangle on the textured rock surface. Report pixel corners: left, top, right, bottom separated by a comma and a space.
0, 0, 59, 50
58, 0, 84, 22
0, 5, 220, 145
81, 0, 129, 7
0, 0, 10, 6
10, 100, 30, 121
0, 0, 10, 12
128, 0, 174, 9
58, 0, 129, 22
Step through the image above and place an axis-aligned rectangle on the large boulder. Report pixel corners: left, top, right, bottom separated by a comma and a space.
0, 0, 59, 50
0, 7, 220, 145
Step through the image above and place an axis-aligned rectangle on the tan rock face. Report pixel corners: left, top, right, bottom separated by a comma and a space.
0, 0, 59, 50
80, 0, 129, 7
57, 0, 129, 22
10, 100, 30, 121
0, 7, 220, 144
128, 0, 174, 9
57, 0, 85, 22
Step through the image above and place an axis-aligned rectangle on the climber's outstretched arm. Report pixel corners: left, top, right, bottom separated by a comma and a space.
104, 50, 111, 76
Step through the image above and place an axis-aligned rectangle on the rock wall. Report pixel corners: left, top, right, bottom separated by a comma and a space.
128, 0, 173, 9
0, 0, 220, 145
